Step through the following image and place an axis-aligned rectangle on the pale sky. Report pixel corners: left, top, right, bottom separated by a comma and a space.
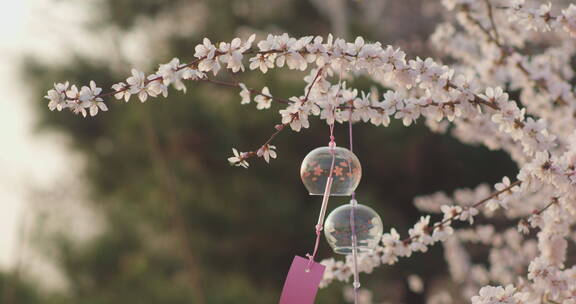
0, 0, 93, 277
0, 0, 162, 286
0, 0, 189, 288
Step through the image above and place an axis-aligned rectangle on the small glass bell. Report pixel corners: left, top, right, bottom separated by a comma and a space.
324, 203, 383, 254
300, 146, 361, 196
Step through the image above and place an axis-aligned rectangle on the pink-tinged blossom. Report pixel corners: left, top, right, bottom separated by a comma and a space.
256, 144, 277, 163
111, 82, 131, 102
227, 148, 249, 168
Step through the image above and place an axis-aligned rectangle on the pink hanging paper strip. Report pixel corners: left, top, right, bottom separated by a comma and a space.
279, 256, 326, 304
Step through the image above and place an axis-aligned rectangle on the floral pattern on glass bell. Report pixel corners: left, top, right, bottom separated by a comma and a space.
324, 203, 383, 255
300, 146, 361, 196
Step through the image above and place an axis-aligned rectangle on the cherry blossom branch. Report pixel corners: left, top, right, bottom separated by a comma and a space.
227, 67, 325, 167
92, 49, 280, 100
405, 180, 521, 244
199, 77, 291, 104
493, 2, 576, 38
463, 7, 572, 102
461, 4, 504, 49
483, 0, 501, 45
46, 35, 503, 116
517, 196, 559, 234
320, 179, 523, 287
45, 34, 567, 185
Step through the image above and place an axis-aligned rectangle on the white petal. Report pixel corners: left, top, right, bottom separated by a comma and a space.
90, 105, 98, 116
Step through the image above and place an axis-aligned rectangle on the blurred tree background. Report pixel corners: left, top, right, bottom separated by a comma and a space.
1, 0, 517, 303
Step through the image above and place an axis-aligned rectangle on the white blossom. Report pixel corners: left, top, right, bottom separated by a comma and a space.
111, 82, 131, 102
81, 81, 107, 116
65, 85, 89, 117
227, 148, 249, 168
459, 207, 479, 224
44, 82, 69, 111
471, 285, 520, 304
254, 87, 272, 110
195, 38, 221, 74
157, 58, 187, 92
256, 144, 277, 163
238, 83, 251, 105
219, 38, 245, 73
249, 53, 275, 73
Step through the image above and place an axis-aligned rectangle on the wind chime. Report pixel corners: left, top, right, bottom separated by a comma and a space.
279, 118, 384, 304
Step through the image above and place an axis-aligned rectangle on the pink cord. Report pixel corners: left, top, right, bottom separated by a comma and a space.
306, 124, 337, 271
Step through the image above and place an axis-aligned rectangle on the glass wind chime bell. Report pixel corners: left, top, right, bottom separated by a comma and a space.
299, 143, 383, 255
324, 202, 383, 254
297, 124, 384, 303
300, 146, 362, 196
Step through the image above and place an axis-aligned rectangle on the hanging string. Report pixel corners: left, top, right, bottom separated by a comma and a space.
306, 123, 337, 271
348, 102, 361, 304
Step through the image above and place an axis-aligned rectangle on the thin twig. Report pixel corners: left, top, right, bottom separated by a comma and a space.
484, 0, 501, 45
462, 6, 569, 107
200, 77, 292, 104
403, 180, 522, 244
232, 68, 325, 165
533, 197, 558, 216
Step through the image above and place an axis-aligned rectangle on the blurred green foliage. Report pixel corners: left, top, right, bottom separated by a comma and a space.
3, 0, 517, 303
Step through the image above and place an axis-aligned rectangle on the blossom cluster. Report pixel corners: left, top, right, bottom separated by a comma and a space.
44, 1, 576, 302
45, 81, 108, 117
505, 1, 576, 37
319, 178, 518, 288
471, 285, 527, 304
45, 36, 256, 116
442, 0, 576, 37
